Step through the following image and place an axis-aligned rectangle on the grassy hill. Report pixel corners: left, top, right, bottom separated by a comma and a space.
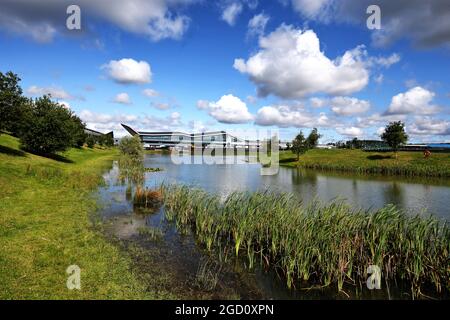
279, 149, 450, 177
0, 134, 168, 299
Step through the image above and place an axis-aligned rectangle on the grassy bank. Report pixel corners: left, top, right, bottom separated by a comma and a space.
161, 185, 450, 298
0, 134, 163, 299
279, 149, 450, 177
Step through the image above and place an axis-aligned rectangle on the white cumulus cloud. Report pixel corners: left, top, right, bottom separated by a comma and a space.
27, 85, 74, 100
336, 127, 364, 137
287, 0, 450, 48
409, 117, 450, 136
142, 88, 160, 98
113, 92, 132, 105
102, 58, 152, 84
330, 97, 371, 116
247, 13, 269, 37
198, 94, 254, 124
290, 0, 331, 19
0, 0, 195, 42
385, 86, 439, 115
254, 105, 331, 128
234, 25, 369, 99
222, 2, 243, 26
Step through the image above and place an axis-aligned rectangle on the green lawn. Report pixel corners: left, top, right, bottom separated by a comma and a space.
0, 134, 171, 299
279, 149, 450, 177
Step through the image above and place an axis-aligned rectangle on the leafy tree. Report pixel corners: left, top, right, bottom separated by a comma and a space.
285, 142, 291, 150
119, 135, 143, 160
381, 121, 408, 158
306, 127, 322, 148
291, 128, 322, 161
103, 133, 114, 147
97, 134, 106, 146
19, 96, 75, 154
86, 135, 96, 148
291, 131, 308, 161
0, 71, 27, 135
68, 113, 87, 148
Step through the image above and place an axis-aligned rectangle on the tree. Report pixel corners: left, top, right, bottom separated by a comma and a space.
19, 96, 75, 154
291, 131, 308, 161
86, 135, 96, 148
0, 71, 27, 135
381, 121, 408, 158
285, 142, 291, 150
119, 135, 143, 160
291, 128, 322, 160
306, 127, 322, 149
104, 133, 114, 147
68, 113, 87, 148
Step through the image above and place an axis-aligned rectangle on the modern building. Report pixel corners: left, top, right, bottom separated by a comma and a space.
121, 124, 287, 150
85, 128, 114, 139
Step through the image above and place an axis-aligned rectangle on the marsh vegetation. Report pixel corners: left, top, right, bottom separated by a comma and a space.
279, 149, 450, 177
161, 184, 450, 298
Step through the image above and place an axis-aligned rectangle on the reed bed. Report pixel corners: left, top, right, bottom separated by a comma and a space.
133, 187, 162, 209
300, 162, 450, 177
279, 150, 450, 178
118, 154, 145, 186
161, 184, 450, 297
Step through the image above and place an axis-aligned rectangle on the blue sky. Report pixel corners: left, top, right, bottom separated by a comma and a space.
0, 0, 449, 142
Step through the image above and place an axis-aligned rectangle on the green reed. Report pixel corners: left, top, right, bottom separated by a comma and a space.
301, 162, 450, 177
161, 184, 450, 298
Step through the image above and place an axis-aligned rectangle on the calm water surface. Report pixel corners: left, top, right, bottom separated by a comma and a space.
143, 154, 450, 219
97, 154, 450, 299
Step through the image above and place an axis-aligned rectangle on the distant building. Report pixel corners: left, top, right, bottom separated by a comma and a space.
316, 144, 336, 150
400, 143, 450, 152
84, 128, 114, 146
121, 124, 287, 150
84, 128, 114, 138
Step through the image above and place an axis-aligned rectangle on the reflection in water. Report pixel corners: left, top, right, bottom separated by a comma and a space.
98, 157, 450, 300
141, 154, 450, 220
383, 182, 404, 208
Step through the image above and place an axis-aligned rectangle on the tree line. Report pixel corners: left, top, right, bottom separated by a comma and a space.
0, 71, 113, 154
288, 122, 408, 160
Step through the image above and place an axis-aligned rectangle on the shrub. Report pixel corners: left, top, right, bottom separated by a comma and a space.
19, 96, 79, 154
86, 135, 96, 148
69, 114, 87, 148
118, 135, 143, 160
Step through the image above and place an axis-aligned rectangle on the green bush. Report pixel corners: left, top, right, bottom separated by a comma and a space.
19, 96, 81, 154
86, 135, 96, 148
70, 115, 87, 148
118, 135, 143, 160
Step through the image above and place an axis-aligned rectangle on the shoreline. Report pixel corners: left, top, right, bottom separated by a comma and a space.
278, 149, 450, 178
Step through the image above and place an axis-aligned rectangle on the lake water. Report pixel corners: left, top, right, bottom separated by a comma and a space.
97, 154, 450, 299
142, 154, 450, 220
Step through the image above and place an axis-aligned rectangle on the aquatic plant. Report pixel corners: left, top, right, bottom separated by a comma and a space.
161, 184, 450, 298
192, 258, 222, 292
118, 155, 145, 186
133, 187, 162, 210
144, 167, 163, 172
137, 226, 163, 241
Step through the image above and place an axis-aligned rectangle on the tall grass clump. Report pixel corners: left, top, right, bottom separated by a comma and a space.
118, 135, 145, 186
133, 187, 162, 210
161, 185, 450, 298
300, 162, 450, 177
